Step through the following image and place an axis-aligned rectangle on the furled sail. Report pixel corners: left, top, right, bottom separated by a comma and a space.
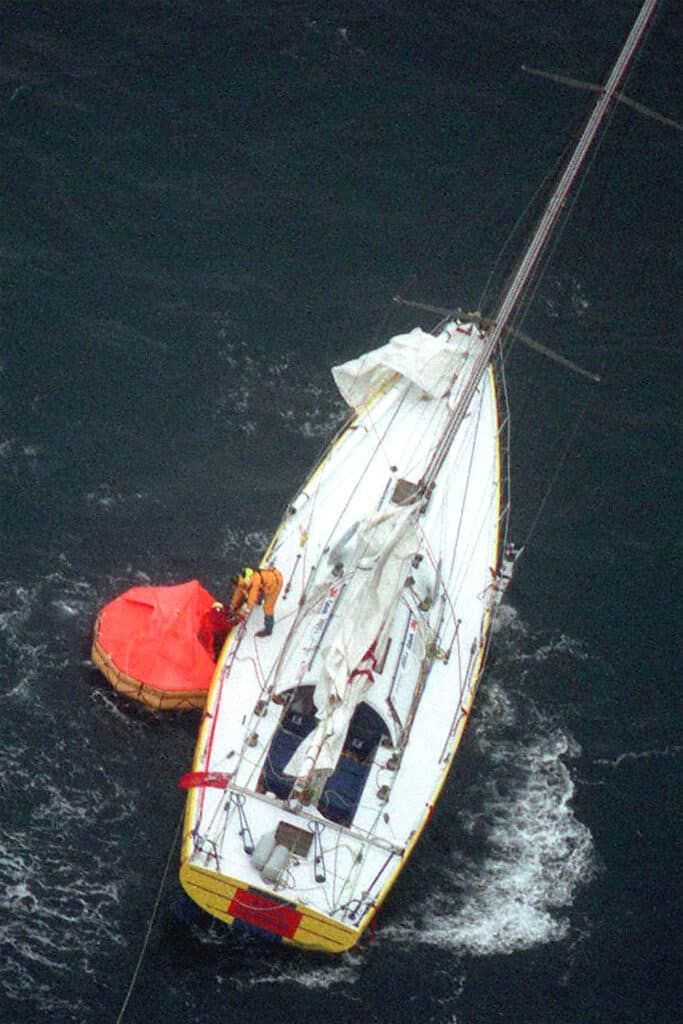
332, 327, 469, 409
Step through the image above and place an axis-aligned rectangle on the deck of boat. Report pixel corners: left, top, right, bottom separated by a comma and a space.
180, 321, 502, 950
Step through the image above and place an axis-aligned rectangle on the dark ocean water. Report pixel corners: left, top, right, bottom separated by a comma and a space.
1, 2, 681, 1022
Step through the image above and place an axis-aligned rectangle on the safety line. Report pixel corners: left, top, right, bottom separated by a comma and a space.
115, 809, 184, 1024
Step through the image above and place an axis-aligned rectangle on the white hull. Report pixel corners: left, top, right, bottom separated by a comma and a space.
180, 319, 503, 951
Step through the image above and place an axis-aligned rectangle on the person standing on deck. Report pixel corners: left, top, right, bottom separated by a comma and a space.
230, 566, 283, 638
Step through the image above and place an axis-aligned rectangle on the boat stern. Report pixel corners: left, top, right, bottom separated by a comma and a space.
179, 860, 362, 952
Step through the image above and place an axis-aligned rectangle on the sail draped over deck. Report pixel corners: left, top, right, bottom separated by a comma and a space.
332, 327, 469, 409
286, 507, 420, 776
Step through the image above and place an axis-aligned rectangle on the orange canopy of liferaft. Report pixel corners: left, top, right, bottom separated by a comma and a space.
92, 580, 220, 710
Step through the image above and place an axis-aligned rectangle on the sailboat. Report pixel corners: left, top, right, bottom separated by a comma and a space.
178, 0, 658, 953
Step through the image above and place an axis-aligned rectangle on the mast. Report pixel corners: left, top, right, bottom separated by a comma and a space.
420, 0, 658, 494
489, 0, 659, 345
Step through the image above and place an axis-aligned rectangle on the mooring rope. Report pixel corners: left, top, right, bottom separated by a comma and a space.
115, 808, 184, 1024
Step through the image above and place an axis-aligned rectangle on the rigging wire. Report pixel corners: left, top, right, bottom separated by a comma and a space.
519, 392, 592, 553
478, 135, 576, 318
487, 4, 661, 554
513, 28, 657, 555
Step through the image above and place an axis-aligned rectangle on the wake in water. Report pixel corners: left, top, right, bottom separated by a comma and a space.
0, 472, 598, 1021
210, 333, 347, 442
380, 605, 596, 958
0, 740, 131, 1019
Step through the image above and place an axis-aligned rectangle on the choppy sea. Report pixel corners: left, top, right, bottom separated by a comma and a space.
1, 2, 681, 1022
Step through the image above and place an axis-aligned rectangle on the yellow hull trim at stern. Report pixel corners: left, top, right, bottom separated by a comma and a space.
179, 862, 361, 953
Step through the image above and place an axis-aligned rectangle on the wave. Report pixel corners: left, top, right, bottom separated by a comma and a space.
541, 274, 590, 322
380, 608, 596, 958
0, 745, 130, 1018
594, 744, 683, 771
209, 332, 347, 442
0, 560, 191, 1020
0, 433, 42, 482
245, 956, 362, 992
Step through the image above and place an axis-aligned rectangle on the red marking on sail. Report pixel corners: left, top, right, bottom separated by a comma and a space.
178, 771, 232, 790
229, 889, 302, 939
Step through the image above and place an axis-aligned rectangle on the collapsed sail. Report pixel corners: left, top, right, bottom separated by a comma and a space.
332, 327, 470, 408
285, 506, 420, 777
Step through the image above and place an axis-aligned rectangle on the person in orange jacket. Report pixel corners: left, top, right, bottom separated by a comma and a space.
230, 566, 283, 638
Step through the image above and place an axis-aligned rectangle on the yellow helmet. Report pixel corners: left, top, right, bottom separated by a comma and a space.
240, 567, 254, 585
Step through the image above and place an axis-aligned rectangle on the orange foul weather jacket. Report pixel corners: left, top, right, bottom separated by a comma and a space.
231, 568, 283, 617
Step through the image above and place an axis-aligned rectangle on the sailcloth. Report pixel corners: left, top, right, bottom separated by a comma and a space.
286, 507, 419, 776
332, 327, 469, 409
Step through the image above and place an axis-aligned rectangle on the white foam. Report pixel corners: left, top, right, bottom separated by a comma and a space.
0, 571, 98, 710
0, 582, 45, 701
84, 483, 151, 510
219, 527, 243, 557
595, 744, 683, 770
542, 274, 590, 322
0, 435, 42, 474
210, 334, 343, 442
247, 957, 361, 991
244, 530, 272, 552
571, 279, 590, 318
518, 633, 589, 663
382, 688, 595, 956
50, 599, 81, 617
84, 483, 124, 509
0, 790, 129, 1015
491, 602, 527, 636
0, 702, 147, 1019
90, 688, 146, 729
299, 407, 345, 438
473, 680, 519, 740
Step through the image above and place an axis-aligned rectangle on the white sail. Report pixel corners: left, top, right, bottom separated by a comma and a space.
332, 327, 469, 408
286, 506, 420, 777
